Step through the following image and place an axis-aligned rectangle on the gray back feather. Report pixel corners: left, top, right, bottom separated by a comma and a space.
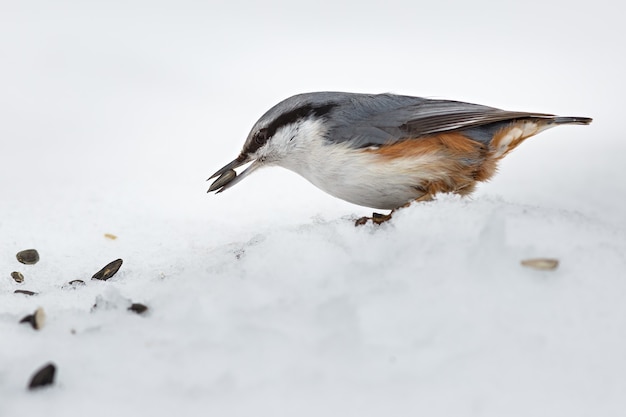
255, 92, 555, 148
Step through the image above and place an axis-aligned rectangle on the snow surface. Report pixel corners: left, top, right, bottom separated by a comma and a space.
2, 1, 626, 416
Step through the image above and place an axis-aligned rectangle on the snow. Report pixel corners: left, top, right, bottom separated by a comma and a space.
2, 1, 626, 416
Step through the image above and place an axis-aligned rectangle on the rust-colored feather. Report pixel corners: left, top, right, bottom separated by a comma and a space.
364, 120, 555, 200
366, 132, 488, 199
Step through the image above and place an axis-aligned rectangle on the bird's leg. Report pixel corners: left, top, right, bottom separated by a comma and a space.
354, 195, 433, 227
354, 211, 393, 226
354, 204, 409, 226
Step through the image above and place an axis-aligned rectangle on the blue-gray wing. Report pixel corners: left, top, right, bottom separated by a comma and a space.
325, 93, 554, 148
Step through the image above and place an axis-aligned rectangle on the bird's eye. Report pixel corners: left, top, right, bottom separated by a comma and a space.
254, 128, 268, 145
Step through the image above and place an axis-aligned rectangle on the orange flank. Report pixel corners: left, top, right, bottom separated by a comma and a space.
372, 132, 483, 160
365, 132, 487, 198
364, 120, 551, 200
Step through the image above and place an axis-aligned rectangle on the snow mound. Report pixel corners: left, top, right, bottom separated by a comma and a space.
2, 195, 625, 417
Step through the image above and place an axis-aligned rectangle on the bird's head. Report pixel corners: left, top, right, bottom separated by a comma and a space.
207, 93, 338, 193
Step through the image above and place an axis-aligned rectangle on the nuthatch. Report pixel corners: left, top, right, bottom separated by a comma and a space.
208, 92, 591, 225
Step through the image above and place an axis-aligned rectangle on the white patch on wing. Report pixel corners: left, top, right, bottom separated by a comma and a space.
521, 121, 539, 137
493, 121, 547, 158
494, 127, 523, 158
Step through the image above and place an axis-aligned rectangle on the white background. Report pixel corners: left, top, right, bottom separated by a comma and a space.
1, 1, 625, 416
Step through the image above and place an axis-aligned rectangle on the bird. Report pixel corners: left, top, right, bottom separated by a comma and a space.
207, 92, 592, 225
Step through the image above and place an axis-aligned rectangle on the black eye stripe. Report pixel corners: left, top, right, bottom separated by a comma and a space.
243, 128, 268, 155
264, 103, 336, 139
243, 103, 336, 155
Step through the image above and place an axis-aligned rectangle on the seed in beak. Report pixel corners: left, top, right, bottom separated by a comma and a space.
208, 169, 237, 192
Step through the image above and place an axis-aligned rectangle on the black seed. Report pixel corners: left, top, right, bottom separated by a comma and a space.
20, 314, 35, 327
28, 363, 56, 390
19, 308, 45, 330
128, 303, 148, 314
16, 249, 40, 265
63, 279, 86, 290
92, 259, 123, 281
11, 271, 24, 283
14, 290, 37, 296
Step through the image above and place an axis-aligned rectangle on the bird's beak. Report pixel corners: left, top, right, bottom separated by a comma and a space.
207, 155, 262, 193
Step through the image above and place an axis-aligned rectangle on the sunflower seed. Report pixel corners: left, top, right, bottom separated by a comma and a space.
33, 307, 46, 329
92, 259, 123, 281
128, 303, 148, 314
62, 279, 86, 290
521, 258, 559, 270
19, 307, 46, 330
16, 249, 40, 265
208, 169, 237, 192
14, 290, 37, 296
28, 363, 56, 390
11, 271, 24, 283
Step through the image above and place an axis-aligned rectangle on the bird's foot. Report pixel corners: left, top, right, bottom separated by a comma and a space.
354, 212, 393, 226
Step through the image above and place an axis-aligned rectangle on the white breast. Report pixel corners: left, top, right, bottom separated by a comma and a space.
273, 120, 441, 210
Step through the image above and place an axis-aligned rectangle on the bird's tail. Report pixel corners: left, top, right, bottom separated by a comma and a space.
489, 114, 592, 159
552, 116, 593, 125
